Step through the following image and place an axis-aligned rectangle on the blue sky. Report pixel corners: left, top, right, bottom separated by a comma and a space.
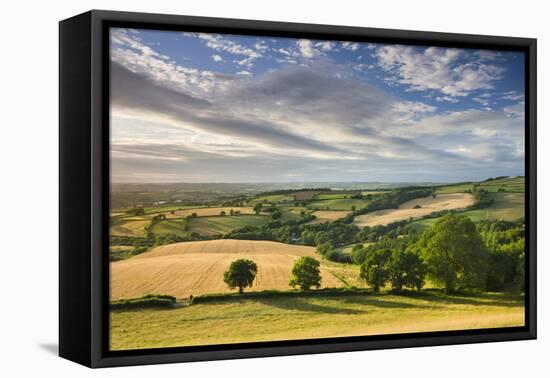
110, 28, 525, 183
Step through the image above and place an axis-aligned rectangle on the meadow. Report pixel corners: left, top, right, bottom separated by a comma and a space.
110, 290, 524, 350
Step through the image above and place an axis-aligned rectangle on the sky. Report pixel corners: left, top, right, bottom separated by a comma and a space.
110, 28, 525, 183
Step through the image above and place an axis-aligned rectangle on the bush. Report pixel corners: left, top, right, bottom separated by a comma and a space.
110, 294, 176, 310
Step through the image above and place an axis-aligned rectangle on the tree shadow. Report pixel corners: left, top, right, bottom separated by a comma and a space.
396, 290, 524, 308
255, 297, 365, 314
338, 295, 431, 309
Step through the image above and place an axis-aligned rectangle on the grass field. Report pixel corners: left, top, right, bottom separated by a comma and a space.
309, 210, 351, 224
110, 239, 356, 300
249, 194, 294, 204
435, 176, 524, 194
110, 291, 524, 350
353, 193, 474, 228
188, 215, 268, 236
410, 192, 525, 232
308, 198, 371, 211
150, 215, 268, 237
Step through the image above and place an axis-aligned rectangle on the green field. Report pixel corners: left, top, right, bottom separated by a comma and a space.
249, 194, 295, 204
110, 291, 524, 350
435, 176, 524, 194
410, 192, 525, 232
151, 215, 269, 237
188, 215, 269, 236
316, 193, 356, 200
308, 198, 371, 211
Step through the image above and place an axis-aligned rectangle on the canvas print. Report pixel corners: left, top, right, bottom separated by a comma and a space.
109, 28, 526, 351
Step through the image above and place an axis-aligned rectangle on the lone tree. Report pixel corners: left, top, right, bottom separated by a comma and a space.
360, 248, 391, 292
289, 256, 321, 290
417, 213, 488, 293
223, 259, 258, 294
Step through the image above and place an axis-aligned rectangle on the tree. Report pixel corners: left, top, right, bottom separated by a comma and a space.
360, 248, 391, 292
223, 259, 258, 294
289, 257, 321, 290
387, 248, 426, 291
417, 214, 488, 293
316, 241, 334, 258
253, 203, 263, 215
230, 209, 234, 216
220, 210, 226, 216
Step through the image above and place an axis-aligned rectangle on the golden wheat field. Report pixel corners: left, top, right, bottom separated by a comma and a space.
353, 193, 475, 228
110, 239, 348, 300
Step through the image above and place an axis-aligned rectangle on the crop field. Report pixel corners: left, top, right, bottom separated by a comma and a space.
316, 193, 357, 200
308, 198, 372, 211
353, 193, 474, 228
410, 192, 525, 232
110, 240, 356, 300
173, 206, 255, 217
110, 291, 524, 350
308, 210, 351, 224
110, 219, 150, 237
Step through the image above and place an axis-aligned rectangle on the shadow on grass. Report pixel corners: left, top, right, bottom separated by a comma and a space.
255, 297, 366, 314
394, 289, 524, 308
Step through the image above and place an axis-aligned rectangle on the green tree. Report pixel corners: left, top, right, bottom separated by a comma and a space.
388, 249, 426, 291
223, 259, 258, 294
253, 203, 263, 215
316, 241, 334, 258
417, 214, 488, 293
289, 256, 321, 290
360, 248, 391, 292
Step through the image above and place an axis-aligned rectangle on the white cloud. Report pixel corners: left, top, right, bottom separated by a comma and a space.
195, 33, 263, 68
436, 96, 459, 103
236, 70, 252, 76
211, 54, 224, 62
501, 90, 524, 101
296, 39, 322, 58
375, 45, 506, 97
342, 41, 359, 51
314, 41, 335, 51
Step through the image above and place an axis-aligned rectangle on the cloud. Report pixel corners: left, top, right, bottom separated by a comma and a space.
110, 29, 524, 183
211, 54, 224, 62
342, 41, 359, 51
296, 39, 322, 58
375, 45, 506, 97
193, 33, 263, 68
501, 90, 524, 101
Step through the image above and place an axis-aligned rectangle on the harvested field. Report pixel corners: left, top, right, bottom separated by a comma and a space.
309, 210, 351, 224
110, 220, 150, 237
110, 239, 346, 300
353, 193, 474, 228
173, 207, 255, 217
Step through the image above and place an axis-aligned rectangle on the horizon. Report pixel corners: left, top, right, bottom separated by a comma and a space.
110, 28, 525, 183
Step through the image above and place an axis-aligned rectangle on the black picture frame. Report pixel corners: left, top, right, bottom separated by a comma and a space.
59, 9, 537, 368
